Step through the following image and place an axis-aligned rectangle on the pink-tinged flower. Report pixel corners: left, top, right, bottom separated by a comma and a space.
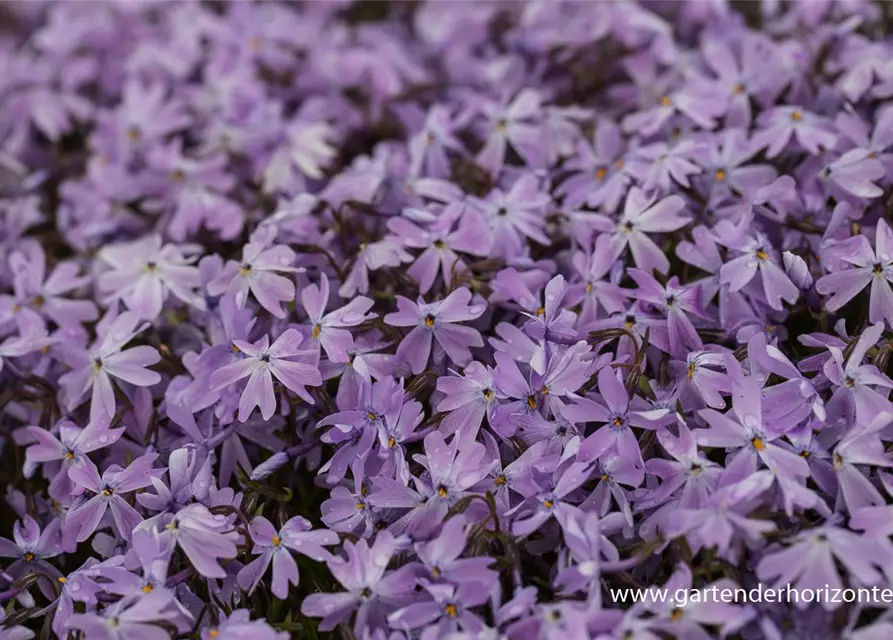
58, 311, 161, 423
815, 220, 893, 327
66, 453, 160, 543
609, 187, 689, 275
237, 516, 339, 599
208, 240, 299, 318
384, 287, 486, 374
210, 328, 323, 421
475, 88, 543, 175
97, 234, 205, 320
300, 273, 375, 363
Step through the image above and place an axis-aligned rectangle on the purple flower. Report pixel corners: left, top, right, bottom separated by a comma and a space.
66, 453, 160, 544
300, 273, 375, 363
24, 417, 124, 498
608, 187, 689, 275
160, 503, 240, 579
237, 516, 339, 599
565, 366, 670, 468
97, 234, 205, 320
301, 531, 416, 633
384, 288, 485, 374
210, 328, 322, 421
201, 609, 289, 640
757, 525, 883, 610
208, 240, 299, 318
58, 310, 161, 423
388, 580, 489, 636
815, 220, 893, 326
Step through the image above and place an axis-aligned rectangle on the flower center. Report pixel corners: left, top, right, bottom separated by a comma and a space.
612, 416, 624, 428
543, 498, 554, 509
671, 607, 684, 621
31, 294, 46, 308
495, 474, 507, 486
101, 487, 114, 497
659, 95, 673, 107
24, 552, 34, 561
791, 110, 803, 121
755, 250, 769, 261
595, 166, 607, 181
433, 239, 446, 249
437, 485, 449, 498
687, 362, 696, 378
483, 389, 494, 401
239, 263, 253, 276
272, 536, 281, 546
444, 603, 458, 618
312, 324, 322, 338
751, 437, 765, 451
387, 436, 396, 449
142, 582, 154, 593
526, 395, 537, 409
732, 83, 745, 95
874, 263, 884, 276
144, 261, 158, 273
424, 314, 436, 328
714, 168, 726, 181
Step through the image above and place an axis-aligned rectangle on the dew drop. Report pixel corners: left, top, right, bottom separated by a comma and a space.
235, 292, 247, 307
98, 434, 108, 443
279, 255, 292, 265
70, 582, 81, 592
747, 260, 758, 269
743, 415, 758, 428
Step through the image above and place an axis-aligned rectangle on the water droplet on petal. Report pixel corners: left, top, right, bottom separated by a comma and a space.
747, 260, 758, 269
280, 255, 291, 265
546, 294, 555, 301
98, 435, 108, 443
70, 582, 81, 592
743, 415, 758, 428
235, 292, 247, 307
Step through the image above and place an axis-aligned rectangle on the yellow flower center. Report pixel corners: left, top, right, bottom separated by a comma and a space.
751, 437, 765, 451
387, 437, 396, 449
755, 250, 769, 261
24, 552, 34, 561
714, 169, 726, 182
142, 583, 154, 593
535, 307, 545, 316
58, 576, 67, 584
595, 167, 607, 181
660, 95, 673, 107
791, 110, 803, 121
495, 474, 507, 486
272, 536, 281, 546
612, 416, 624, 427
585, 282, 593, 294
312, 324, 322, 338
209, 629, 220, 640
543, 498, 554, 509
483, 389, 494, 401
355, 501, 365, 510
732, 83, 745, 95
445, 603, 458, 618
438, 485, 449, 498
527, 395, 537, 409
671, 607, 684, 621
424, 315, 436, 328
687, 362, 696, 379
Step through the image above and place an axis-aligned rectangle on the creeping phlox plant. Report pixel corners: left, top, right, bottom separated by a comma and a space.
2, 1, 893, 639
